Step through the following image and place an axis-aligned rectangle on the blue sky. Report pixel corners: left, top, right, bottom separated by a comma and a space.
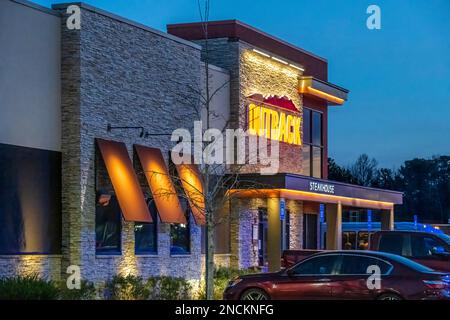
33, 0, 450, 168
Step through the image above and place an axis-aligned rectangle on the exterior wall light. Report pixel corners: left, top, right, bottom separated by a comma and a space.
271, 56, 288, 65
251, 48, 304, 71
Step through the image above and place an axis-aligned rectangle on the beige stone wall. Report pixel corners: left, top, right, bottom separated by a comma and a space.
286, 200, 303, 250
0, 255, 61, 281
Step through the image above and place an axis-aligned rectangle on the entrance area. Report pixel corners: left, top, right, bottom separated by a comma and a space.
303, 213, 318, 249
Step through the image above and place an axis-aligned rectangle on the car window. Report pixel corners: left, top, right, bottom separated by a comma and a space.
291, 255, 339, 275
339, 255, 392, 275
378, 233, 405, 255
411, 235, 448, 258
342, 232, 356, 250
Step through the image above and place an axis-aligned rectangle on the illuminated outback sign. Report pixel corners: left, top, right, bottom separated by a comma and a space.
310, 181, 335, 194
247, 98, 302, 145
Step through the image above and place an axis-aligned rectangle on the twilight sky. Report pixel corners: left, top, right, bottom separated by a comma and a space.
33, 0, 450, 168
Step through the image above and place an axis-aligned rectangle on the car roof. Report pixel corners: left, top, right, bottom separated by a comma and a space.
309, 250, 437, 273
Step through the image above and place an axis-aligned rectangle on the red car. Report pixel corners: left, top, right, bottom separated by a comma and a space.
223, 251, 450, 300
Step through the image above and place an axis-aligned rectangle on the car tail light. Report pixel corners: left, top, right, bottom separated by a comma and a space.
423, 277, 450, 290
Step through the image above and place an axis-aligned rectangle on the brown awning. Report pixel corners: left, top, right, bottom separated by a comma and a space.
134, 145, 186, 224
172, 156, 205, 225
96, 139, 152, 223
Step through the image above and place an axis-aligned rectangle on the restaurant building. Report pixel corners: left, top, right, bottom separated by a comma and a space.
0, 0, 402, 288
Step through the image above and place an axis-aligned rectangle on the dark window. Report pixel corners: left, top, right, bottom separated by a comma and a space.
303, 109, 311, 144
96, 194, 121, 254
135, 199, 158, 254
0, 143, 61, 254
411, 235, 448, 258
291, 255, 339, 275
170, 198, 191, 255
339, 255, 392, 275
343, 232, 357, 250
302, 109, 323, 178
378, 233, 405, 256
312, 112, 322, 146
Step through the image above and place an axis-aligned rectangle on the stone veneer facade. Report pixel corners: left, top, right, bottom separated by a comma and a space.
0, 3, 311, 286
192, 38, 307, 269
54, 4, 203, 288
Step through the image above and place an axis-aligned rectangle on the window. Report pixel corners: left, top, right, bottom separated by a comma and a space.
291, 255, 339, 275
339, 255, 392, 275
170, 198, 191, 255
342, 232, 357, 250
0, 143, 61, 254
378, 233, 405, 256
282, 210, 291, 250
411, 235, 448, 258
357, 231, 373, 250
303, 109, 311, 144
96, 194, 121, 254
135, 199, 158, 254
302, 146, 310, 176
312, 147, 322, 179
302, 108, 323, 178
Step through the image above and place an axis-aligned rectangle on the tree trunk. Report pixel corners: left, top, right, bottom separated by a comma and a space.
205, 213, 215, 300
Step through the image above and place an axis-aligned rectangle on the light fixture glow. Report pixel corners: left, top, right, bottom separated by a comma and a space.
305, 86, 344, 105
289, 64, 305, 72
271, 56, 288, 65
252, 49, 270, 57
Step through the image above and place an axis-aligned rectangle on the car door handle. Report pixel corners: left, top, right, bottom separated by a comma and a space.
318, 278, 331, 282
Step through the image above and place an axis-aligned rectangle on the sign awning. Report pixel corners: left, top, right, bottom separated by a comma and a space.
172, 156, 205, 225
299, 76, 349, 106
230, 173, 403, 210
96, 139, 152, 223
134, 145, 186, 224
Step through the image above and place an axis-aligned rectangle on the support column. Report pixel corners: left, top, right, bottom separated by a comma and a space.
381, 207, 394, 230
267, 197, 282, 272
325, 202, 342, 250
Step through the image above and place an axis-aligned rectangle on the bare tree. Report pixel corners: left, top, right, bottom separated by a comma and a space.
139, 0, 271, 300
349, 154, 378, 187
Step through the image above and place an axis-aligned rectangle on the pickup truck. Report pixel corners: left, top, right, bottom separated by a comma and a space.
281, 231, 450, 272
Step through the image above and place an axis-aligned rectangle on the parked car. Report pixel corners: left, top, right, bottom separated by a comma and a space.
370, 231, 450, 272
224, 251, 450, 300
282, 231, 450, 272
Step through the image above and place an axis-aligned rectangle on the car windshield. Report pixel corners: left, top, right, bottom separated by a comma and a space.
437, 233, 450, 245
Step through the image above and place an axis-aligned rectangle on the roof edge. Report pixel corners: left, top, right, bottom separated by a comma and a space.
167, 19, 328, 63
10, 0, 61, 16
52, 2, 201, 50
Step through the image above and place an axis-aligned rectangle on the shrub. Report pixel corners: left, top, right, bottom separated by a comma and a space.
146, 276, 192, 300
0, 275, 59, 300
198, 267, 260, 300
106, 275, 148, 300
58, 280, 97, 300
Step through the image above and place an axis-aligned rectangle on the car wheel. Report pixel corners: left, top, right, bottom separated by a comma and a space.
240, 288, 269, 300
377, 293, 402, 300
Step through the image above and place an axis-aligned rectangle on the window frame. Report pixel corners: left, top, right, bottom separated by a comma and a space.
288, 254, 341, 276
170, 199, 191, 255
302, 108, 324, 178
95, 194, 123, 256
336, 254, 394, 276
